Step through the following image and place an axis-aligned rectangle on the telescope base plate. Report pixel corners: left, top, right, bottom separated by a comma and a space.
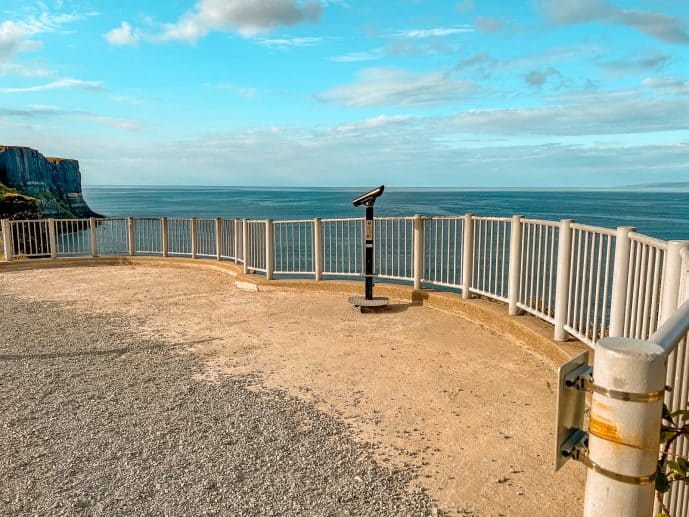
348, 296, 389, 313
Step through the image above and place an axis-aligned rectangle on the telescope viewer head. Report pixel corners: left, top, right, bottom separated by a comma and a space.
352, 185, 385, 207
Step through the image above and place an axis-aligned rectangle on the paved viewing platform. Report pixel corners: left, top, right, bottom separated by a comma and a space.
1, 262, 584, 515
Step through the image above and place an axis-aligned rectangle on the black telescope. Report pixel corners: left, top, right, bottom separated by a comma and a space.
348, 185, 389, 312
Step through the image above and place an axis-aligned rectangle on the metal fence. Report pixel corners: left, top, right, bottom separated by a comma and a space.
3, 212, 689, 516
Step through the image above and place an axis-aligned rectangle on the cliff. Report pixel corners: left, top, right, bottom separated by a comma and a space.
0, 146, 100, 219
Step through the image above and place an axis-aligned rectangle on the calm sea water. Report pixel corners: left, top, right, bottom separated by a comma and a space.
82, 187, 689, 242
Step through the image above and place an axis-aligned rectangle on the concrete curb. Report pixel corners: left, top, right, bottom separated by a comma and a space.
0, 256, 587, 366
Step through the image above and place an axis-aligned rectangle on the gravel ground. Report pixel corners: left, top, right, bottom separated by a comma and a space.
0, 294, 441, 516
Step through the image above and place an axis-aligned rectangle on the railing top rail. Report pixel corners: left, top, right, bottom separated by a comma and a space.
650, 298, 689, 355
274, 219, 315, 224
426, 215, 464, 220
321, 217, 364, 223
247, 219, 269, 224
522, 218, 560, 227
54, 218, 91, 222
629, 231, 668, 250
373, 216, 415, 221
570, 222, 616, 236
8, 219, 50, 223
472, 215, 511, 222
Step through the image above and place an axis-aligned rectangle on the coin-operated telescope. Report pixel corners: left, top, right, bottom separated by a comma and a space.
348, 185, 389, 312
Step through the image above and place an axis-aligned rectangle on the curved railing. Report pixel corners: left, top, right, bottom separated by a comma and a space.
2, 213, 689, 516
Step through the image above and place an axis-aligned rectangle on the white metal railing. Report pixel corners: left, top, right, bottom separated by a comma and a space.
564, 224, 616, 346
274, 219, 314, 275
3, 214, 686, 351
471, 216, 511, 302
375, 217, 414, 281
321, 218, 363, 276
423, 216, 464, 289
519, 219, 558, 323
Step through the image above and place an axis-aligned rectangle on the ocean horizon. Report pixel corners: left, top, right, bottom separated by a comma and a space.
83, 186, 689, 242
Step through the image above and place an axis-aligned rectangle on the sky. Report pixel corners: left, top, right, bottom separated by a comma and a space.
0, 0, 688, 188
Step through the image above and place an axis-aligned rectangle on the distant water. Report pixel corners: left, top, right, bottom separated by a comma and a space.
82, 187, 689, 242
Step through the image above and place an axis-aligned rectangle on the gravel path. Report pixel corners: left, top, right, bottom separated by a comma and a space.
0, 294, 440, 516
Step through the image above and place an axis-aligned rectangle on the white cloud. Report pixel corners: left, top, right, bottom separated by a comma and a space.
642, 77, 689, 95
392, 26, 473, 39
0, 78, 106, 93
104, 22, 140, 46
0, 105, 141, 132
318, 67, 479, 108
255, 36, 322, 49
0, 20, 42, 61
542, 0, 689, 44
329, 48, 385, 62
156, 0, 323, 43
206, 82, 259, 99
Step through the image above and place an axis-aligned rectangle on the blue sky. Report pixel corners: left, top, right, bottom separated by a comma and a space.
1, 0, 688, 187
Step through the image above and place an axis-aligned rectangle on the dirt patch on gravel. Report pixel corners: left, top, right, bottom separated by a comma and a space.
1, 265, 584, 515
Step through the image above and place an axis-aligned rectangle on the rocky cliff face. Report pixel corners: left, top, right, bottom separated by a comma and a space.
0, 146, 100, 219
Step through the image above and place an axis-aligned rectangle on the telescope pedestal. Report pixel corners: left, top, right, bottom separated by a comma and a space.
348, 295, 390, 313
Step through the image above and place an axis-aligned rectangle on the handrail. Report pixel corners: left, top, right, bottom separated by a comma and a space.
650, 298, 689, 355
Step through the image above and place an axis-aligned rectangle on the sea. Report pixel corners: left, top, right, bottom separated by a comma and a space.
82, 186, 689, 242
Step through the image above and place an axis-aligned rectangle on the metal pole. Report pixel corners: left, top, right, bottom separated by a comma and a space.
554, 219, 574, 341
242, 219, 249, 274
413, 214, 424, 290
659, 241, 689, 324
127, 217, 135, 257
609, 226, 636, 337
462, 213, 474, 299
191, 218, 197, 259
313, 218, 322, 281
89, 217, 97, 257
215, 218, 223, 261
161, 217, 169, 257
47, 218, 57, 259
583, 336, 665, 517
234, 218, 240, 264
1, 219, 13, 261
265, 219, 274, 280
365, 206, 374, 299
508, 215, 523, 315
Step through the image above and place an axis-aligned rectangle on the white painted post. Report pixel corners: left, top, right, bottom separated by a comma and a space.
583, 336, 665, 517
609, 226, 636, 337
215, 218, 223, 261
313, 218, 322, 281
89, 217, 98, 257
462, 213, 474, 299
507, 215, 523, 316
1, 219, 13, 261
554, 219, 574, 341
191, 218, 197, 259
265, 219, 274, 280
413, 214, 424, 290
47, 218, 57, 259
127, 217, 135, 256
161, 217, 169, 257
234, 218, 240, 264
659, 241, 689, 324
242, 219, 249, 274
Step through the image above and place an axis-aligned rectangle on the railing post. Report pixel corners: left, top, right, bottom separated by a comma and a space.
1, 219, 13, 261
127, 217, 135, 256
462, 213, 474, 299
609, 226, 636, 337
161, 217, 169, 257
413, 214, 424, 290
242, 219, 249, 274
660, 241, 689, 324
265, 219, 274, 280
47, 218, 57, 259
234, 218, 240, 264
215, 218, 223, 261
583, 336, 665, 517
191, 218, 197, 259
313, 218, 322, 281
554, 219, 574, 341
89, 217, 98, 257
507, 215, 523, 315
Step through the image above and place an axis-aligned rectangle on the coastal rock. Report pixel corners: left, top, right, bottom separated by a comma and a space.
0, 145, 99, 219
